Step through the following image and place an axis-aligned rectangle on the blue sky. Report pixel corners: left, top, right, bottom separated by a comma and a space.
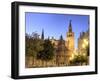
25, 12, 89, 48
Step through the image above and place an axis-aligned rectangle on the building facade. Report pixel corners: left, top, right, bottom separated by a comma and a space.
77, 29, 89, 65
78, 29, 89, 56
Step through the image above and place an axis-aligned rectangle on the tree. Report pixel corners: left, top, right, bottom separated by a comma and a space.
70, 54, 88, 65
37, 39, 55, 61
25, 33, 44, 58
31, 32, 40, 39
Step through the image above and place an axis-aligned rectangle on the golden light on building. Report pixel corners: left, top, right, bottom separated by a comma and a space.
82, 43, 85, 49
83, 39, 88, 46
83, 53, 86, 56
69, 53, 74, 61
82, 39, 89, 49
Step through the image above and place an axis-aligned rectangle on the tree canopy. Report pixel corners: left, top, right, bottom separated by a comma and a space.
26, 33, 55, 61
37, 39, 55, 61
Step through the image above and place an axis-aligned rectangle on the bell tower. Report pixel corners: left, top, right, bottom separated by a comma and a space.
65, 20, 75, 65
66, 20, 74, 50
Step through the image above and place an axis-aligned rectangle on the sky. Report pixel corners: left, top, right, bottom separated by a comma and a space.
25, 12, 89, 48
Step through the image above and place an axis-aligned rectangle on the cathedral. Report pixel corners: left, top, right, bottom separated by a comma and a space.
26, 20, 75, 67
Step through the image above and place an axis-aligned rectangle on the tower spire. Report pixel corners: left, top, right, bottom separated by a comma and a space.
41, 29, 44, 40
68, 20, 72, 32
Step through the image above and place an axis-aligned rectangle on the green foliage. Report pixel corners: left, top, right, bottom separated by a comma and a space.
26, 33, 55, 61
37, 39, 55, 61
25, 33, 44, 57
70, 54, 88, 65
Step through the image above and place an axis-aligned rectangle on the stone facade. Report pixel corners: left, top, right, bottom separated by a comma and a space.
78, 29, 89, 56
77, 29, 89, 65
